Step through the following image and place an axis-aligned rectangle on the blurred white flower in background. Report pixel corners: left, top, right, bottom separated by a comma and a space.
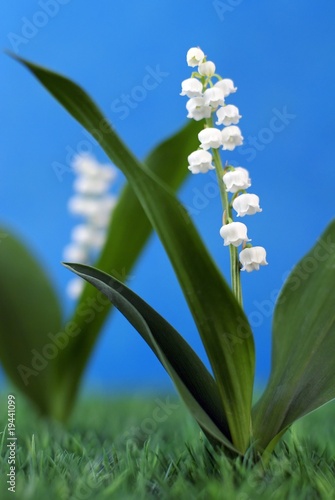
63, 153, 118, 299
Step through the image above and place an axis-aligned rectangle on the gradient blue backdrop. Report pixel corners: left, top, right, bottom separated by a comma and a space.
1, 1, 335, 394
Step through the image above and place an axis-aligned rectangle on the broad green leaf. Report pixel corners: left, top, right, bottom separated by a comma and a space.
14, 56, 254, 451
253, 220, 335, 452
0, 228, 62, 415
64, 262, 238, 453
55, 120, 202, 418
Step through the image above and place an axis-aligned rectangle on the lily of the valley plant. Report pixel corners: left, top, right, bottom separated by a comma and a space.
1, 47, 335, 460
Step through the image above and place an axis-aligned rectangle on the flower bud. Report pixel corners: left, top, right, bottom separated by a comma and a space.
198, 128, 222, 150
188, 150, 215, 174
203, 87, 225, 109
223, 167, 251, 193
233, 193, 262, 217
215, 79, 237, 97
219, 222, 250, 247
180, 78, 203, 98
186, 97, 212, 121
239, 247, 268, 272
221, 126, 243, 151
216, 105, 241, 126
187, 47, 205, 67
198, 61, 216, 77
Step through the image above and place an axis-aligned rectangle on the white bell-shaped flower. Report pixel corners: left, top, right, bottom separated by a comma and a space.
198, 61, 216, 77
71, 224, 95, 245
221, 126, 243, 151
97, 167, 116, 182
203, 87, 225, 109
180, 78, 203, 98
71, 224, 105, 249
186, 97, 212, 121
198, 128, 222, 150
187, 47, 205, 67
233, 194, 262, 217
215, 79, 237, 97
68, 196, 98, 217
219, 222, 250, 247
72, 154, 99, 176
74, 176, 111, 195
216, 105, 241, 126
72, 154, 116, 182
90, 196, 117, 227
188, 150, 215, 174
223, 167, 251, 193
66, 277, 85, 300
65, 153, 118, 299
63, 243, 88, 263
239, 246, 268, 272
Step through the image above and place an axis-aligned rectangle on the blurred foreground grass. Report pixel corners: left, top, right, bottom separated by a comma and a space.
0, 391, 335, 499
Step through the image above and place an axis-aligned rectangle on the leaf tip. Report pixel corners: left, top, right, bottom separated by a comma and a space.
62, 262, 87, 277
5, 50, 24, 64
62, 261, 76, 272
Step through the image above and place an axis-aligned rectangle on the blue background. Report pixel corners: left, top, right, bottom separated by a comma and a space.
1, 1, 334, 394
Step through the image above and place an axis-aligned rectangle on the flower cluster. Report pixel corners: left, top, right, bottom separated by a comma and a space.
181, 47, 242, 167
63, 153, 118, 298
181, 47, 267, 273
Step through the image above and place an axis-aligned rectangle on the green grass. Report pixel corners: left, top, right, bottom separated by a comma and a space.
0, 391, 335, 499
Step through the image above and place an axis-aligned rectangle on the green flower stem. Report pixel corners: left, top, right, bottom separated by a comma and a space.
205, 118, 242, 306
